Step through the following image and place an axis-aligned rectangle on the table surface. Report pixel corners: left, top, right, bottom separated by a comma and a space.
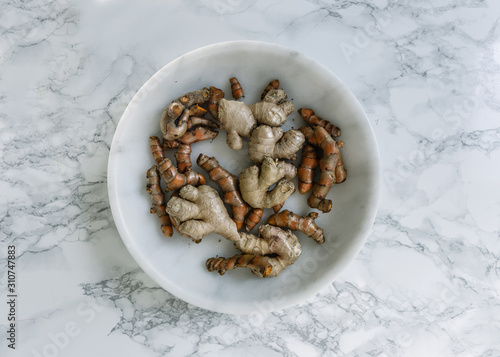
1, 1, 499, 356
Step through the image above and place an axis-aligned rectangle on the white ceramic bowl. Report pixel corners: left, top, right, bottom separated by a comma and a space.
108, 41, 381, 314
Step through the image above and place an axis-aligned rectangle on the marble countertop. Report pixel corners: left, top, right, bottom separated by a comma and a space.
1, 1, 499, 356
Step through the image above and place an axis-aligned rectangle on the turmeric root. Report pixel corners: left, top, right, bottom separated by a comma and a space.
166, 185, 240, 243
174, 144, 193, 173
158, 158, 205, 192
298, 144, 318, 194
196, 154, 250, 231
249, 89, 295, 127
267, 210, 325, 244
248, 125, 305, 163
176, 88, 211, 108
150, 136, 166, 165
229, 77, 245, 99
298, 108, 341, 138
162, 126, 218, 149
308, 126, 346, 212
206, 254, 273, 277
260, 79, 280, 100
188, 105, 208, 117
239, 157, 296, 209
186, 116, 218, 130
206, 224, 301, 277
243, 208, 263, 232
161, 88, 211, 140
207, 86, 224, 120
146, 166, 173, 237
272, 203, 284, 213
164, 108, 190, 140
178, 126, 218, 145
299, 125, 317, 145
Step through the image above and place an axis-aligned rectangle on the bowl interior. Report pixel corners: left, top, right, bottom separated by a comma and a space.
108, 41, 380, 314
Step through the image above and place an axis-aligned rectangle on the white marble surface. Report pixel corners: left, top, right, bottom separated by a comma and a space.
1, 0, 499, 356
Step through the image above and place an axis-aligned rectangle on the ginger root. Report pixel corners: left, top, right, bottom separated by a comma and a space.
196, 154, 250, 231
239, 157, 296, 209
218, 98, 257, 150
267, 210, 325, 244
146, 166, 173, 237
213, 85, 295, 151
249, 89, 294, 127
206, 224, 301, 277
248, 125, 305, 163
166, 185, 240, 243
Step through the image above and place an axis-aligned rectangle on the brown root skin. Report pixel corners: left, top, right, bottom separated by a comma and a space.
260, 79, 280, 100
272, 203, 284, 213
229, 77, 245, 99
150, 136, 165, 165
307, 126, 346, 213
243, 208, 264, 232
334, 141, 347, 183
158, 158, 205, 192
298, 108, 341, 137
196, 154, 250, 231
146, 166, 173, 237
248, 125, 305, 163
206, 255, 273, 277
188, 104, 208, 117
177, 88, 211, 108
161, 88, 210, 140
163, 108, 190, 140
163, 126, 218, 149
239, 157, 295, 209
166, 185, 240, 243
268, 210, 325, 244
208, 86, 224, 119
186, 116, 218, 130
180, 126, 218, 145
298, 144, 318, 194
174, 144, 193, 174
299, 126, 317, 145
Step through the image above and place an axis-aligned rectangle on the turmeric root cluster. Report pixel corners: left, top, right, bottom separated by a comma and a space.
145, 77, 347, 278
298, 109, 347, 213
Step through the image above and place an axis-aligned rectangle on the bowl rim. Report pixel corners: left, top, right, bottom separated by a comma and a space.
107, 40, 382, 314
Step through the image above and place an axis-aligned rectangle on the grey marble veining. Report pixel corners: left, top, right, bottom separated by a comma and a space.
1, 0, 499, 356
